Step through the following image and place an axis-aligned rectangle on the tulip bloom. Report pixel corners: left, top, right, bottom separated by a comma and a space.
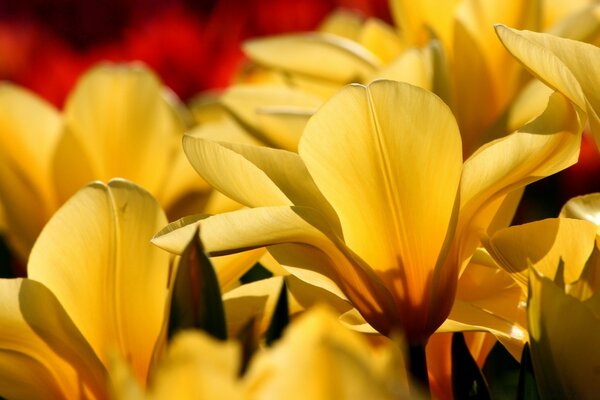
487, 213, 600, 399
495, 24, 600, 147
154, 80, 581, 344
229, 0, 599, 157
110, 307, 411, 400
0, 179, 171, 399
0, 63, 207, 262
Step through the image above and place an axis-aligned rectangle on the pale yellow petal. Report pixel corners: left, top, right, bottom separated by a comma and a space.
486, 218, 597, 290
183, 137, 341, 231
62, 63, 181, 196
460, 92, 581, 264
544, 0, 598, 34
148, 331, 242, 400
221, 84, 321, 151
358, 18, 404, 63
299, 80, 462, 339
243, 33, 381, 83
495, 25, 600, 144
0, 84, 61, 259
223, 276, 284, 339
560, 193, 600, 227
243, 307, 410, 400
318, 9, 364, 40
0, 279, 106, 399
28, 179, 170, 383
213, 249, 267, 292
182, 138, 291, 208
439, 251, 526, 359
390, 0, 460, 46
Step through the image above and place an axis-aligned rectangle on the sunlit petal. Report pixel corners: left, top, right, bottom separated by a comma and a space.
62, 64, 181, 196
486, 218, 597, 290
0, 279, 106, 399
28, 179, 170, 383
300, 80, 462, 339
243, 33, 381, 83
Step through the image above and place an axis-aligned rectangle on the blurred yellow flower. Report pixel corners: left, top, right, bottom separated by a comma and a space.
110, 307, 413, 400
0, 63, 208, 261
0, 179, 171, 399
154, 80, 581, 344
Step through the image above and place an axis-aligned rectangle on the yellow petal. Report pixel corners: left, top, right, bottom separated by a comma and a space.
183, 137, 341, 231
560, 193, 600, 227
495, 25, 600, 144
357, 18, 404, 63
28, 179, 170, 383
390, 0, 460, 46
243, 307, 410, 400
439, 249, 526, 359
528, 268, 600, 398
299, 80, 462, 338
153, 205, 397, 335
460, 91, 581, 263
0, 84, 61, 259
318, 9, 364, 40
486, 218, 597, 290
110, 331, 243, 400
223, 276, 284, 340
62, 63, 181, 196
221, 84, 321, 151
182, 138, 291, 208
243, 33, 381, 83
149, 331, 242, 400
0, 278, 106, 399
545, 1, 600, 39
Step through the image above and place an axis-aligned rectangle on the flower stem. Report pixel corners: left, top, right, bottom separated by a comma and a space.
409, 343, 431, 398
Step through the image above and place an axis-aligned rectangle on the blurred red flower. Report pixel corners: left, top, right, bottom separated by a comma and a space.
0, 0, 389, 106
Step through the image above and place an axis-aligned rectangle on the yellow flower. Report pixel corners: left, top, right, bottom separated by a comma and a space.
495, 24, 600, 147
0, 179, 171, 399
154, 80, 581, 344
110, 331, 243, 400
0, 63, 207, 261
110, 307, 412, 400
487, 211, 600, 399
208, 0, 600, 157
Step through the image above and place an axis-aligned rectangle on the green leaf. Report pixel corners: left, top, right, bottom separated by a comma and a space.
168, 227, 227, 341
265, 280, 289, 346
517, 344, 539, 400
482, 341, 520, 400
452, 332, 491, 400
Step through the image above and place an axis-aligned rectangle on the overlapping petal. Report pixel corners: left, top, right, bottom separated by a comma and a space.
0, 279, 106, 399
28, 179, 170, 382
0, 85, 61, 259
495, 25, 600, 145
300, 80, 463, 339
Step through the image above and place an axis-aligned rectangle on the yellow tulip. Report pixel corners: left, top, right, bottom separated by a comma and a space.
0, 179, 171, 399
154, 80, 581, 344
110, 331, 243, 400
495, 24, 600, 146
221, 0, 600, 157
0, 63, 208, 261
487, 216, 600, 399
110, 307, 412, 400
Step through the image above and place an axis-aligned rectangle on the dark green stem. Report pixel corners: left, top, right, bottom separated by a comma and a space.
409, 343, 431, 398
